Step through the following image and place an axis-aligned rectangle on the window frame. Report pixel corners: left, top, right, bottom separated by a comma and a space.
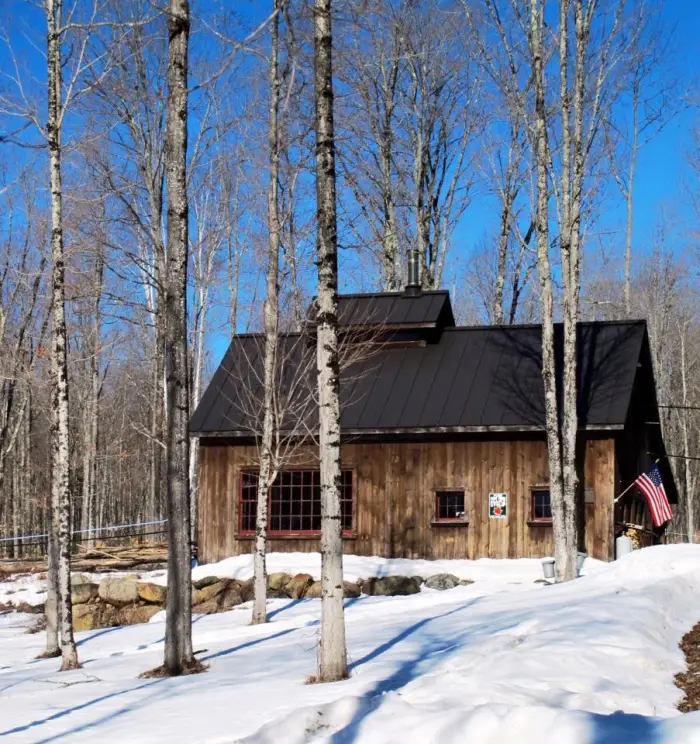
432, 488, 468, 525
529, 485, 553, 525
237, 467, 356, 538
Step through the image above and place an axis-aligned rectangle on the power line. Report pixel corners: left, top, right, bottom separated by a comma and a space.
650, 452, 700, 463
0, 519, 167, 545
659, 404, 700, 411
0, 529, 168, 552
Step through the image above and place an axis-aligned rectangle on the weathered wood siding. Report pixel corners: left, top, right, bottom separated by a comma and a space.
197, 437, 615, 563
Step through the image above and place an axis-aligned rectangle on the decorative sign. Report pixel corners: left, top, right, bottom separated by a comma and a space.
489, 492, 508, 519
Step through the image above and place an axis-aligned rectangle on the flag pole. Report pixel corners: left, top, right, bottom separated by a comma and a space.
614, 480, 637, 504
614, 459, 660, 504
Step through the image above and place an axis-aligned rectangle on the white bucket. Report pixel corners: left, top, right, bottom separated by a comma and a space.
616, 535, 633, 559
542, 558, 556, 580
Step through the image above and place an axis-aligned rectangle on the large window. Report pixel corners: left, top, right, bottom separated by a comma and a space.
531, 488, 552, 523
239, 469, 354, 535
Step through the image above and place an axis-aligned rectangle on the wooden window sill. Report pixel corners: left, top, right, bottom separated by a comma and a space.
527, 520, 553, 528
430, 520, 469, 528
235, 533, 357, 540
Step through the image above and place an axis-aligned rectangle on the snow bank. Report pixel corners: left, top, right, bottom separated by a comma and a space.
0, 572, 48, 608
0, 545, 698, 743
0, 550, 605, 606
241, 545, 700, 744
181, 551, 606, 586
246, 699, 700, 744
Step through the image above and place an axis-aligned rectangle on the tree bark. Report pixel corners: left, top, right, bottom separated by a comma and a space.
623, 81, 639, 317
46, 0, 79, 670
150, 300, 166, 522
556, 0, 580, 582
680, 326, 695, 542
189, 291, 206, 544
81, 248, 103, 550
494, 193, 511, 325
44, 522, 60, 657
163, 0, 196, 675
252, 0, 283, 626
530, 0, 575, 583
379, 108, 399, 290
313, 0, 348, 683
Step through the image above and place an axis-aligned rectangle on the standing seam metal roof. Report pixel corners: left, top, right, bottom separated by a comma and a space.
190, 318, 649, 435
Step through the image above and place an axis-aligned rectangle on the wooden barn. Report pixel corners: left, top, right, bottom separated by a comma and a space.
190, 287, 676, 565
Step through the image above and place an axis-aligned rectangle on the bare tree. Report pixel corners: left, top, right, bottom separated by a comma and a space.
337, 2, 406, 289
46, 0, 79, 670
677, 313, 697, 543
527, 0, 568, 579
160, 0, 201, 677
521, 0, 627, 580
79, 214, 105, 550
606, 4, 681, 316
313, 0, 348, 682
463, 0, 537, 325
401, 3, 479, 289
251, 0, 285, 626
0, 0, 106, 660
88, 2, 169, 525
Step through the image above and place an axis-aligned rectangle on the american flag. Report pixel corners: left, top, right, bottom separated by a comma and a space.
634, 464, 673, 528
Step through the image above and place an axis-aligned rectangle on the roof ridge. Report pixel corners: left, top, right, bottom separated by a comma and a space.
335, 289, 450, 299
445, 319, 647, 332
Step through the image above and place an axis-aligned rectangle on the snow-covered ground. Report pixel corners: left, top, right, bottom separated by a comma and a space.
1, 546, 700, 743
0, 552, 607, 609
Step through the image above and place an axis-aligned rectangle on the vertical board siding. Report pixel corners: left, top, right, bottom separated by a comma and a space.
197, 437, 616, 563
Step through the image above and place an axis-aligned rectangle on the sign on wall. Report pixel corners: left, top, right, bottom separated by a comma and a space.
489, 492, 507, 519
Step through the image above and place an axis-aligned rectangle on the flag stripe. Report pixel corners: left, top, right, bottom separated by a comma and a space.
633, 465, 672, 528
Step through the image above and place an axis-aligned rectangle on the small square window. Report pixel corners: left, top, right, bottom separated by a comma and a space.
435, 490, 466, 522
531, 488, 552, 522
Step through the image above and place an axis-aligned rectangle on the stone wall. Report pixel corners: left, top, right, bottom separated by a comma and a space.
64, 571, 473, 631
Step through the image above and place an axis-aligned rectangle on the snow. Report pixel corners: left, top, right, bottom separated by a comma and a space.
181, 551, 607, 587
0, 571, 50, 609
0, 552, 607, 608
0, 546, 699, 743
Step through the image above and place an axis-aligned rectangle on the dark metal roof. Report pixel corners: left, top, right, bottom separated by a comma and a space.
308, 290, 455, 330
190, 318, 650, 436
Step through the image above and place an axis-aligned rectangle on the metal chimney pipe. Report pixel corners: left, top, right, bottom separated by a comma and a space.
405, 249, 421, 295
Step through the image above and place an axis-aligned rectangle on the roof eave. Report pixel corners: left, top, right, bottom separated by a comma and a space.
190, 423, 625, 438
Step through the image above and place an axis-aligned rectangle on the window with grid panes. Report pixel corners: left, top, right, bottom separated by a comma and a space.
434, 490, 466, 521
239, 469, 354, 535
531, 488, 552, 522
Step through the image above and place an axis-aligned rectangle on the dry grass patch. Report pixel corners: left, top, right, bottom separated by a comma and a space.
676, 620, 700, 712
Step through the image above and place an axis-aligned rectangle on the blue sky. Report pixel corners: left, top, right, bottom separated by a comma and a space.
225, 0, 700, 254
3, 0, 697, 262
622, 0, 699, 241
1, 0, 698, 368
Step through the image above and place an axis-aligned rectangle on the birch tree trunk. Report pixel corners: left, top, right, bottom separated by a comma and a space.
81, 248, 103, 550
44, 523, 60, 657
162, 0, 198, 676
530, 0, 574, 583
11, 398, 25, 558
189, 287, 206, 543
313, 0, 348, 683
22, 385, 32, 556
252, 0, 283, 626
623, 87, 638, 317
46, 0, 79, 670
679, 325, 695, 542
556, 0, 580, 582
494, 194, 511, 325
150, 302, 166, 521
